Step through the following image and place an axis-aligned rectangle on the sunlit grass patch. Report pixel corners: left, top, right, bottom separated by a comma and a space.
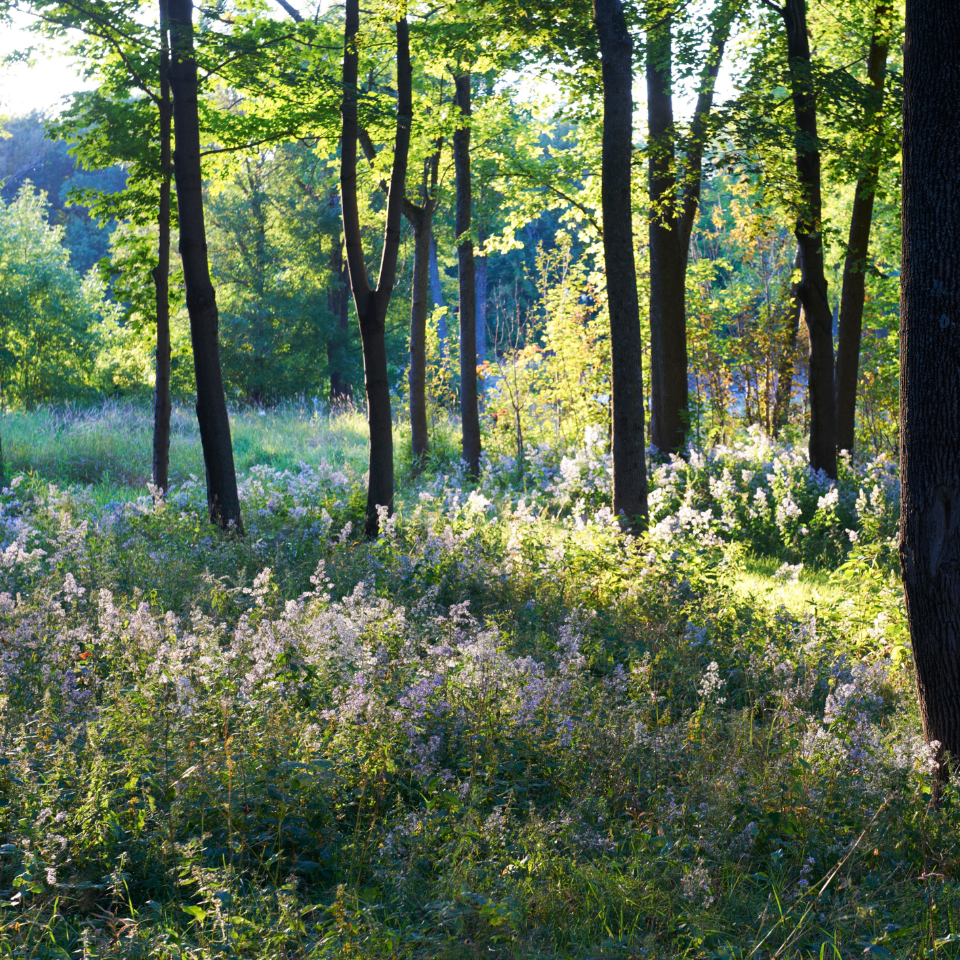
734, 552, 847, 614
0, 398, 371, 495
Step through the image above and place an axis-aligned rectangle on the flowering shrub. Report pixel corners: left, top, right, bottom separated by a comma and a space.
0, 424, 950, 959
484, 424, 900, 567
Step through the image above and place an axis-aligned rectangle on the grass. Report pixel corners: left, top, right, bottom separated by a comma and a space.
735, 554, 847, 615
1, 398, 371, 495
0, 402, 947, 959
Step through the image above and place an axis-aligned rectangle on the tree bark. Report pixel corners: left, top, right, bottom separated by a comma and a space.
408, 205, 432, 461
340, 0, 411, 536
835, 7, 889, 456
900, 0, 960, 791
772, 249, 802, 438
646, 3, 688, 455
152, 0, 173, 495
476, 232, 488, 370
167, 0, 243, 531
780, 0, 837, 479
429, 234, 448, 355
454, 71, 481, 477
645, 0, 737, 455
403, 149, 440, 464
594, 0, 649, 530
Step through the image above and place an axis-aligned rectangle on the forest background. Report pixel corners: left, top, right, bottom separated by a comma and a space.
0, 0, 901, 462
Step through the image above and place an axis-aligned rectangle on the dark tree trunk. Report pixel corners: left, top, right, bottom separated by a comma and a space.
780, 0, 837, 479
594, 0, 648, 530
340, 0, 411, 536
646, 6, 688, 455
430, 234, 444, 309
429, 234, 448, 355
900, 0, 960, 790
403, 149, 440, 464
645, 0, 736, 456
835, 8, 889, 456
476, 234, 488, 370
408, 206, 432, 460
167, 0, 242, 531
327, 237, 353, 402
772, 249, 802, 438
454, 72, 481, 478
152, 0, 173, 495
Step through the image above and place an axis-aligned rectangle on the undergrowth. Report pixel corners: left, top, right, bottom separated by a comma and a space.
0, 405, 951, 959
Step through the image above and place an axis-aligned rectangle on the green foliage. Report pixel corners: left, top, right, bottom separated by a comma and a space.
485, 234, 609, 465
0, 186, 117, 405
207, 147, 338, 402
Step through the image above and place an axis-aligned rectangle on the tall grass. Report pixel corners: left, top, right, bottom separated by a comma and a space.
1, 398, 370, 494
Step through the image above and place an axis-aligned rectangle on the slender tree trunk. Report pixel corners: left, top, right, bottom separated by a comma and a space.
476, 235, 487, 372
454, 71, 481, 477
781, 0, 837, 479
327, 237, 353, 402
429, 234, 448, 355
594, 0, 649, 530
678, 0, 738, 255
407, 202, 432, 461
340, 0, 411, 536
835, 8, 889, 455
404, 150, 440, 464
429, 234, 444, 309
772, 249, 802, 438
646, 5, 688, 455
152, 0, 173, 494
900, 0, 960, 792
644, 0, 736, 456
167, 0, 242, 531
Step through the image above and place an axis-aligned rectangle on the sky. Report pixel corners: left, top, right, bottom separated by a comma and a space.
0, 13, 95, 117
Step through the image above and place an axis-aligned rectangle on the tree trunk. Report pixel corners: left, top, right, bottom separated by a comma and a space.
454, 71, 481, 478
152, 0, 173, 495
476, 238, 487, 371
646, 5, 688, 455
644, 0, 736, 456
772, 249, 802, 438
835, 8, 889, 456
407, 202, 432, 461
403, 150, 440, 464
900, 0, 960, 791
327, 236, 353, 402
430, 234, 448, 355
340, 0, 411, 536
167, 0, 242, 532
594, 0, 649, 530
781, 0, 837, 479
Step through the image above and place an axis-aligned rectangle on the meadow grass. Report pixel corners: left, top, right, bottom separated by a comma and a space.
1, 399, 371, 495
0, 404, 949, 960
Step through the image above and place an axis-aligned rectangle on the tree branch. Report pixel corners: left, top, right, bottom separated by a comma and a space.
273, 0, 304, 22
679, 0, 740, 251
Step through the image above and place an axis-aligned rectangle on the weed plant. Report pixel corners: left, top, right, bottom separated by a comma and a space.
0, 408, 952, 959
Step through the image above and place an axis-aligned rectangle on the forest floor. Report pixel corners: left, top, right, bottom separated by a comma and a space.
0, 401, 953, 959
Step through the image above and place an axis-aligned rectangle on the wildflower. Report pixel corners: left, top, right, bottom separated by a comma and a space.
698, 661, 726, 705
